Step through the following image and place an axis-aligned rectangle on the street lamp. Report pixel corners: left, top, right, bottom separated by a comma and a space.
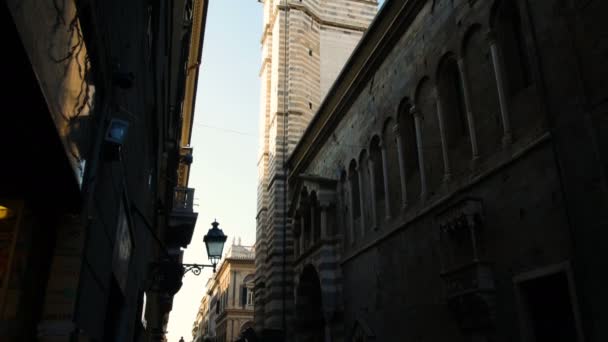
147, 220, 228, 294
183, 220, 228, 275
204, 220, 228, 268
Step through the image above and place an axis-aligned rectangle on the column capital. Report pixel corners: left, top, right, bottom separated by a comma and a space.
486, 29, 498, 44
392, 123, 400, 135
377, 138, 386, 149
457, 57, 466, 68
318, 201, 333, 210
409, 105, 422, 118
432, 84, 440, 98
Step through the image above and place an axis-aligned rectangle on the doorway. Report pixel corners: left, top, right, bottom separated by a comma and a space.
296, 265, 325, 342
514, 263, 583, 342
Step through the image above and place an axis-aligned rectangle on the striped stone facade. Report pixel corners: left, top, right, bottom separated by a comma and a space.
255, 0, 377, 337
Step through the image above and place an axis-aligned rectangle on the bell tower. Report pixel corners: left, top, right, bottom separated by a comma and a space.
255, 0, 378, 338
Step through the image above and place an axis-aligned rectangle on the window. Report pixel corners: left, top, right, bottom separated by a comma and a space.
398, 98, 420, 202
369, 136, 385, 225
247, 289, 254, 306
492, 0, 531, 95
414, 78, 443, 194
349, 160, 361, 219
437, 55, 471, 176
241, 286, 254, 307
311, 191, 321, 243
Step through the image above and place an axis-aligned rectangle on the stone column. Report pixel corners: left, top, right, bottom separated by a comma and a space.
367, 159, 378, 230
320, 204, 329, 239
457, 58, 480, 161
488, 30, 513, 146
435, 87, 452, 181
380, 143, 391, 220
310, 204, 316, 245
294, 216, 301, 257
393, 125, 409, 210
357, 165, 366, 236
299, 214, 306, 253
411, 106, 427, 200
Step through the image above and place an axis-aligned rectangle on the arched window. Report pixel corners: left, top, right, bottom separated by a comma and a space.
301, 189, 310, 249
462, 25, 502, 156
358, 150, 370, 235
349, 160, 360, 221
338, 169, 350, 245
437, 55, 471, 177
241, 274, 255, 307
415, 78, 443, 195
492, 0, 531, 95
294, 210, 301, 257
382, 118, 401, 213
369, 136, 384, 225
310, 191, 321, 243
398, 98, 420, 203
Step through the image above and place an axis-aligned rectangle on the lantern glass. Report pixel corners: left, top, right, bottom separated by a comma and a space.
203, 221, 227, 265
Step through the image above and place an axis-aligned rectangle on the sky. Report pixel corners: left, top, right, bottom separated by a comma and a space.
166, 0, 384, 340
165, 0, 262, 340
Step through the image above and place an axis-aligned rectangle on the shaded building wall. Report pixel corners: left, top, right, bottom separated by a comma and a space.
524, 1, 608, 340
1, 0, 206, 340
288, 0, 608, 341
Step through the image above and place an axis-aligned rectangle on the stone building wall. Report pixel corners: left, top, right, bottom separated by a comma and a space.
288, 0, 608, 340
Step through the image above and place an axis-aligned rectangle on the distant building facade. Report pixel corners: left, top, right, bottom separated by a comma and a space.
287, 0, 608, 341
0, 0, 208, 341
192, 279, 213, 342
193, 242, 255, 342
254, 0, 378, 338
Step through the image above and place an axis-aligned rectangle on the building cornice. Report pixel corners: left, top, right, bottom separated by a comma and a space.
181, 0, 208, 144
260, 1, 372, 46
179, 0, 209, 179
215, 255, 255, 276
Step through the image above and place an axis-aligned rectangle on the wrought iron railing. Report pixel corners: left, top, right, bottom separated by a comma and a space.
173, 187, 195, 212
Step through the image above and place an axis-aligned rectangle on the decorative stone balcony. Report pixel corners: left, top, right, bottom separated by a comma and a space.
290, 174, 338, 260
441, 261, 496, 332
167, 187, 198, 248
436, 199, 495, 333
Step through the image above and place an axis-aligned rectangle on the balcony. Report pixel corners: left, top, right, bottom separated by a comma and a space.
167, 187, 198, 248
441, 261, 496, 332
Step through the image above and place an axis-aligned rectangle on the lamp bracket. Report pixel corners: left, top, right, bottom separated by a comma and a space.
182, 263, 216, 275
